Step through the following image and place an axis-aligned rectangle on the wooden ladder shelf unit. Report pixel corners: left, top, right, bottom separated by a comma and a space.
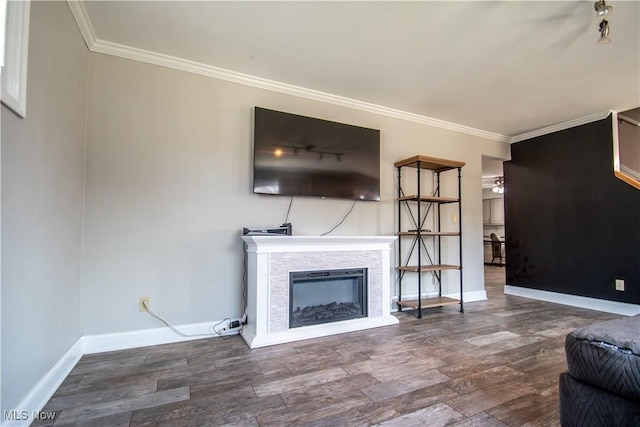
395, 155, 465, 318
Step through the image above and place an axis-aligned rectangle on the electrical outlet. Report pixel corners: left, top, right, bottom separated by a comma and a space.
615, 279, 625, 291
139, 296, 150, 311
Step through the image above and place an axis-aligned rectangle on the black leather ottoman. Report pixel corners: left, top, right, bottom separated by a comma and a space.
559, 315, 640, 427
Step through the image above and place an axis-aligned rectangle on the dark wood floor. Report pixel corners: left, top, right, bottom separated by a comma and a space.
36, 266, 619, 426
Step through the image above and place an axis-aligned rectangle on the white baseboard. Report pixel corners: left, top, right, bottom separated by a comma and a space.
392, 291, 439, 301
391, 290, 487, 303
82, 318, 241, 354
390, 290, 486, 312
443, 290, 487, 303
241, 315, 399, 349
504, 285, 640, 316
2, 339, 83, 427
2, 319, 240, 427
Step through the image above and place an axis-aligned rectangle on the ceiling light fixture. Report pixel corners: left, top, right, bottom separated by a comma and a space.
597, 19, 611, 44
492, 177, 505, 194
594, 0, 613, 17
273, 144, 344, 162
594, 1, 613, 44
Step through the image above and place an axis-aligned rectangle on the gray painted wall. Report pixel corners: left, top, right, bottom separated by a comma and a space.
81, 53, 509, 335
1, 1, 88, 414
1, 1, 511, 412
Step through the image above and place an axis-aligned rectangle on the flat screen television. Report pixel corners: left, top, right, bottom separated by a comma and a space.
253, 107, 380, 201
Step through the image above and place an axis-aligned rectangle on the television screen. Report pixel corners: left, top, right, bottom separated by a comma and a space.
253, 107, 380, 201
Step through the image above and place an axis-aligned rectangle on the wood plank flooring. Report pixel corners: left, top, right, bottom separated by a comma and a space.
35, 266, 620, 426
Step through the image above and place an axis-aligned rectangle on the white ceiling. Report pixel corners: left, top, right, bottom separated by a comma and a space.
79, 1, 639, 139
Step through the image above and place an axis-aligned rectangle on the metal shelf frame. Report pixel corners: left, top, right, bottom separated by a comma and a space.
395, 155, 465, 318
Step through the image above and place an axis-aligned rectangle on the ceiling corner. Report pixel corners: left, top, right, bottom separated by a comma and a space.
64, 1, 512, 144
510, 111, 611, 143
67, 0, 96, 50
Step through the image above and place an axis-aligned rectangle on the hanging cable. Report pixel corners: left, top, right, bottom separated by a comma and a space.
284, 196, 294, 224
321, 200, 357, 236
241, 241, 248, 318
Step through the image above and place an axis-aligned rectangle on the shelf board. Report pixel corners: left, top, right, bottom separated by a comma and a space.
394, 155, 465, 172
398, 195, 460, 204
397, 264, 460, 272
397, 297, 459, 310
397, 231, 460, 236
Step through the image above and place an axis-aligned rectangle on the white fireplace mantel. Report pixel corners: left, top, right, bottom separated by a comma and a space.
241, 235, 398, 348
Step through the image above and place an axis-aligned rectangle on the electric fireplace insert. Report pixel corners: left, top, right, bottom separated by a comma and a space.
289, 268, 368, 328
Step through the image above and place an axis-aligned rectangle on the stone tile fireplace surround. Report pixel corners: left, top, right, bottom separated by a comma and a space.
241, 236, 398, 348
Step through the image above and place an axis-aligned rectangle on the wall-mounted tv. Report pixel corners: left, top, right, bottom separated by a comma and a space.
253, 107, 381, 201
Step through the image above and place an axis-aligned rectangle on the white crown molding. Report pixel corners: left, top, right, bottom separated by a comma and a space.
66, 1, 510, 144
91, 39, 512, 143
66, 0, 96, 49
510, 111, 611, 143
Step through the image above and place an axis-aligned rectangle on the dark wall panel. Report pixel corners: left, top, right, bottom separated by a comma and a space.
505, 116, 640, 304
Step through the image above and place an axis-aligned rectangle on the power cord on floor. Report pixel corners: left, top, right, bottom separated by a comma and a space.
212, 317, 234, 340
142, 300, 240, 339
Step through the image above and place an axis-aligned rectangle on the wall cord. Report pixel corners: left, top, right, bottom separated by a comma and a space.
284, 196, 294, 224
321, 200, 357, 236
142, 301, 238, 339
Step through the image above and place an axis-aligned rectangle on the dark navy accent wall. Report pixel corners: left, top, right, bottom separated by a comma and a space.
504, 116, 640, 304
